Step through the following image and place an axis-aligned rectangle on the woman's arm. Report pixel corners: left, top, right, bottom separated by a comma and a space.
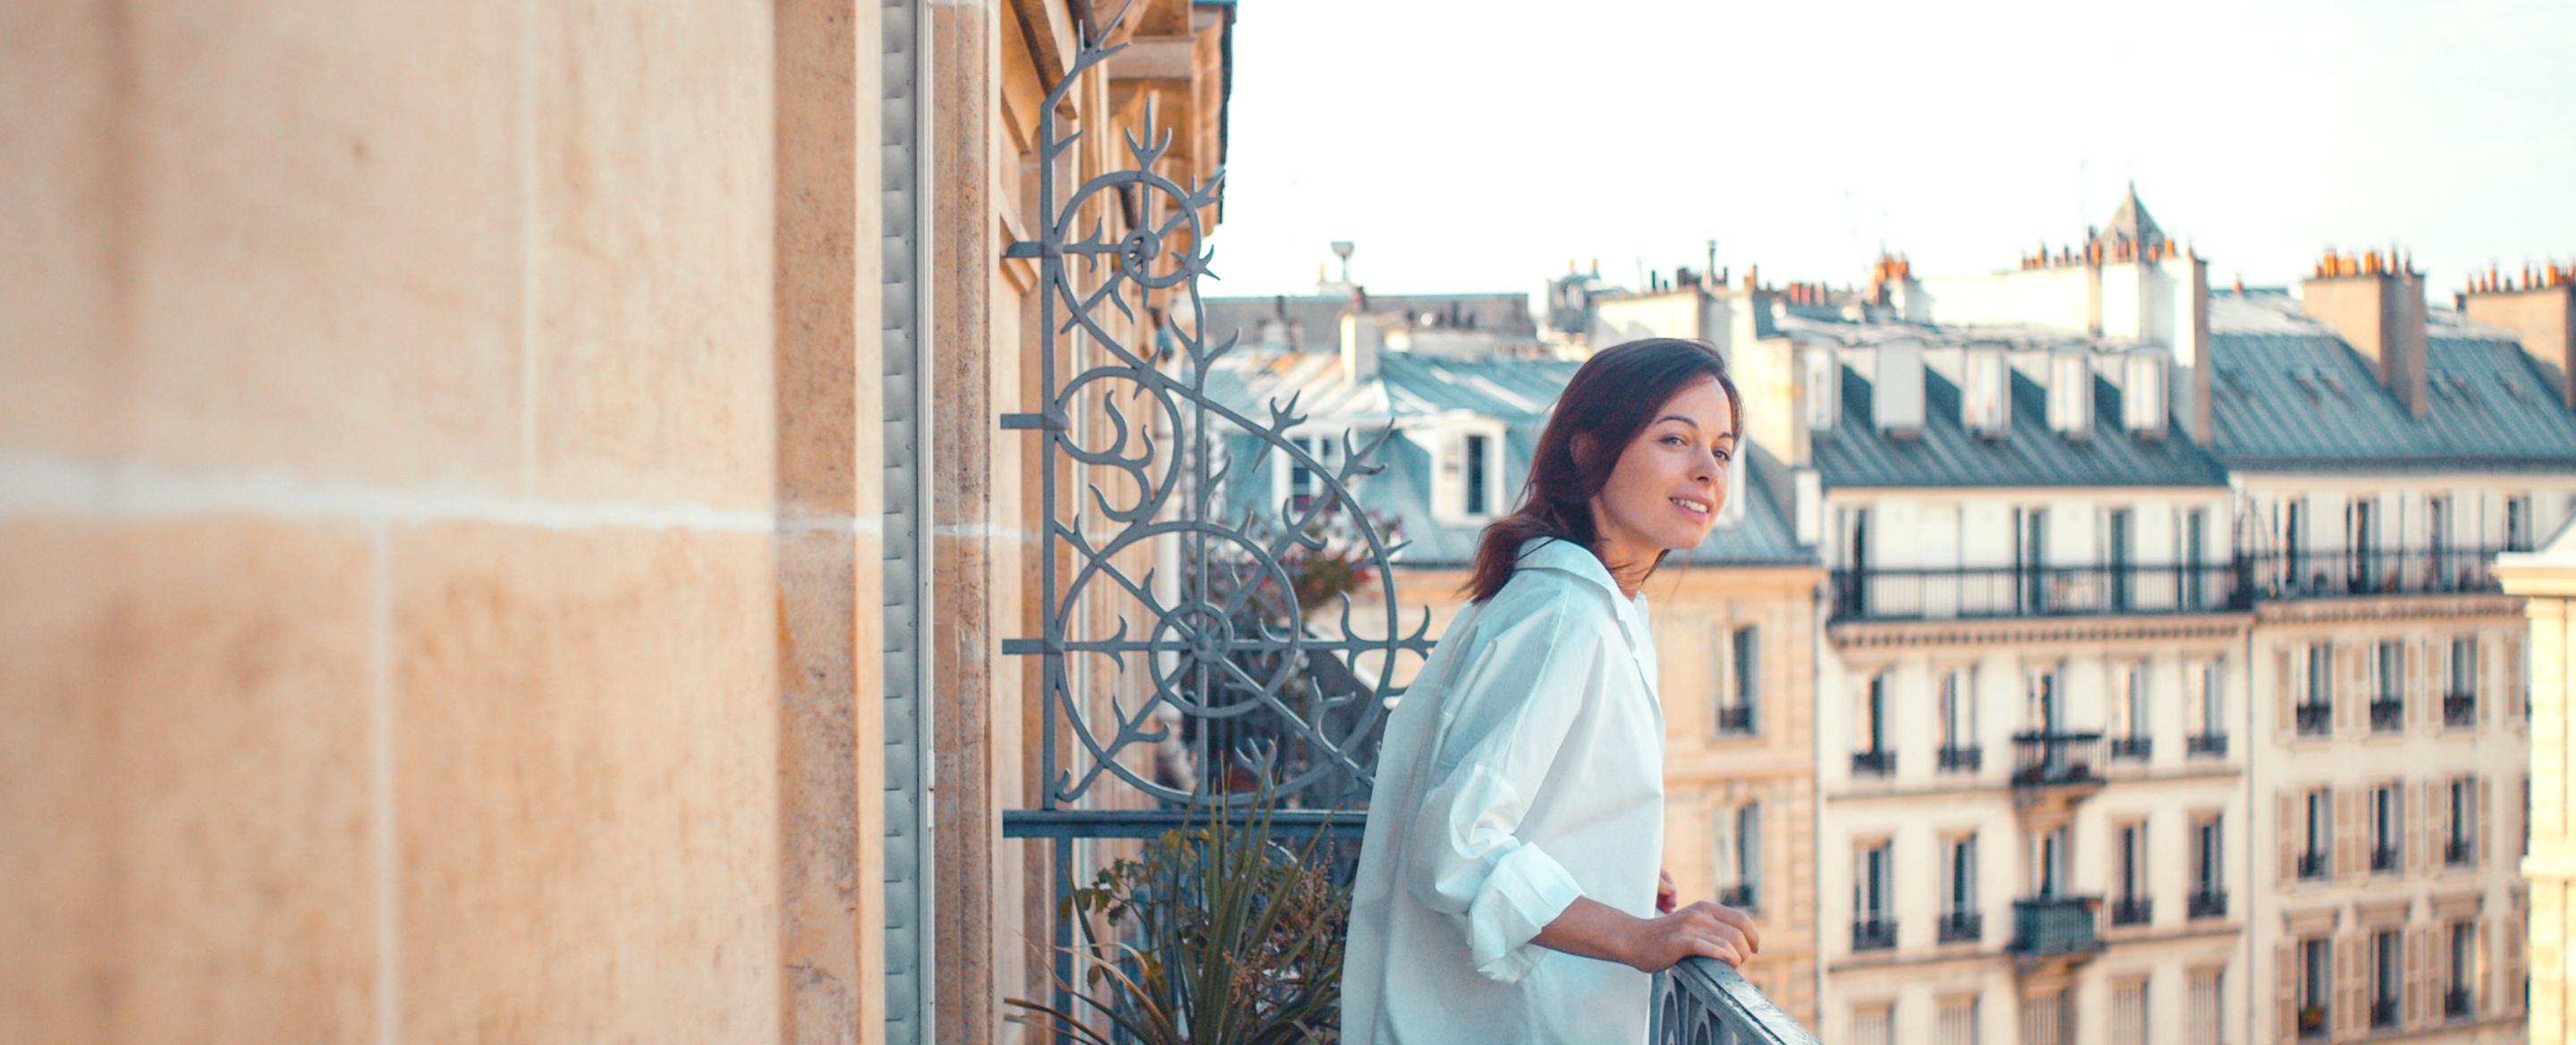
1533, 897, 1762, 973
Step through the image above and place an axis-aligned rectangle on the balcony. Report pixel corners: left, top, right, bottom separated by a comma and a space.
2445, 837, 2474, 867
1852, 916, 1896, 952
1651, 956, 1824, 1045
1936, 910, 1983, 943
2298, 1004, 2329, 1040
1852, 749, 1896, 778
2298, 850, 2330, 880
2369, 696, 2404, 732
2011, 731, 2104, 789
1937, 744, 1982, 772
2251, 545, 2508, 600
2008, 896, 2103, 959
1716, 705, 1757, 735
2187, 732, 2228, 757
2445, 987, 2471, 1018
2109, 735, 2151, 761
2371, 844, 2399, 873
1829, 562, 2250, 622
1718, 883, 1758, 910
2294, 701, 2333, 736
2370, 997, 2399, 1029
2444, 692, 2477, 727
2108, 896, 2152, 927
2188, 889, 2227, 920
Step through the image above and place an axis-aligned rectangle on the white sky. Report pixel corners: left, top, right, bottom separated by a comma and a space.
1200, 0, 2576, 303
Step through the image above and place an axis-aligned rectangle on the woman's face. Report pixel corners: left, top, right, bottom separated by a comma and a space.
1587, 375, 1738, 575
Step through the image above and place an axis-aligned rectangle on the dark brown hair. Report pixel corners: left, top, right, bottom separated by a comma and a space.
1464, 337, 1741, 603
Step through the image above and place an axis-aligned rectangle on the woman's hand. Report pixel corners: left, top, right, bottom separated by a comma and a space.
1623, 901, 1760, 973
1657, 869, 1677, 913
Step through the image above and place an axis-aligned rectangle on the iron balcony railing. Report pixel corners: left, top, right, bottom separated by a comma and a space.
2299, 1004, 2329, 1039
1937, 910, 1983, 943
1937, 744, 1982, 772
2188, 889, 2227, 919
1719, 883, 1757, 910
2250, 545, 2510, 600
2295, 701, 2333, 736
2109, 735, 2151, 760
2011, 731, 2104, 788
2298, 851, 2330, 879
2444, 691, 2477, 727
2009, 896, 2103, 957
1852, 748, 1896, 777
1829, 562, 2250, 622
2371, 997, 2399, 1029
2445, 987, 2471, 1018
2371, 845, 2399, 873
2369, 697, 2404, 731
1651, 956, 1824, 1045
2445, 837, 2474, 866
2187, 731, 2228, 757
1716, 705, 1756, 735
1852, 917, 1896, 951
2109, 896, 2152, 927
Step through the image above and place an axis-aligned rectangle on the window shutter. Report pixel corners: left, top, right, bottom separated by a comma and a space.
2476, 777, 2492, 867
2277, 793, 2299, 886
1429, 429, 1462, 519
2341, 643, 2366, 735
2500, 913, 2525, 1015
2407, 926, 2428, 1027
2337, 787, 2364, 878
2408, 783, 2427, 874
2275, 647, 2295, 741
2337, 935, 2364, 1036
2276, 941, 2299, 1041
2425, 781, 2446, 872
2409, 639, 2429, 729
2504, 631, 2524, 724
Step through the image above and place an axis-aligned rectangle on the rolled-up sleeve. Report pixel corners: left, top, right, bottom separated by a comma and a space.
1402, 599, 1607, 982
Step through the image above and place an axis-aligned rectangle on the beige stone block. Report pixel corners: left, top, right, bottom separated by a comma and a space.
390, 523, 778, 1042
0, 518, 378, 1044
1, 4, 527, 486
528, 3, 775, 509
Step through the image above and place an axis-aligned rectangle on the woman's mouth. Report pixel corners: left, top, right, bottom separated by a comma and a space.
1669, 496, 1711, 518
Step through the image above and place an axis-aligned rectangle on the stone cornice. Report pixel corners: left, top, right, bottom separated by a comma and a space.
1828, 612, 2253, 649
2249, 593, 2526, 627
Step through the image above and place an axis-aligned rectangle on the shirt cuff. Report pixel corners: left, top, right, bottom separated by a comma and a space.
1465, 841, 1585, 983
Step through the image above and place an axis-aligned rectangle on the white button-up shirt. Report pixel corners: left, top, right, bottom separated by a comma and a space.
1343, 538, 1665, 1045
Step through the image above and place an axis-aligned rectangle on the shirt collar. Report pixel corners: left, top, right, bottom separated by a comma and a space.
1516, 537, 1649, 619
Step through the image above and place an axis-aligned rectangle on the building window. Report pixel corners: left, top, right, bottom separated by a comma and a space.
2299, 936, 2333, 1039
1462, 433, 1491, 517
1937, 667, 1979, 771
2284, 498, 2309, 586
2428, 496, 2453, 587
2348, 498, 2380, 591
2026, 663, 2062, 733
2179, 506, 2209, 608
1853, 840, 1894, 950
2370, 783, 2402, 873
2296, 642, 2334, 736
2124, 353, 2167, 435
1716, 802, 1761, 911
2190, 815, 2225, 918
2447, 921, 2479, 1017
2190, 969, 2224, 1042
1717, 624, 1759, 735
1804, 347, 1841, 433
2369, 640, 2404, 732
2035, 825, 2069, 898
1939, 834, 1979, 942
2187, 658, 2226, 755
2112, 979, 2149, 1043
2445, 637, 2479, 727
2110, 661, 2150, 760
2112, 822, 2150, 925
1851, 1003, 1893, 1045
1964, 349, 2010, 435
2446, 777, 2479, 867
1284, 434, 1344, 514
2507, 494, 2532, 552
2021, 988, 2072, 1045
2301, 788, 2333, 880
2048, 353, 2092, 434
2104, 506, 2133, 610
1853, 673, 1894, 777
1936, 997, 1979, 1045
2372, 930, 2402, 1028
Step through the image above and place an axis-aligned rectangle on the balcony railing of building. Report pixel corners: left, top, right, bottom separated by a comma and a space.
2369, 696, 2404, 732
2251, 545, 2511, 600
1828, 562, 2250, 622
2188, 888, 2226, 920
2294, 701, 2333, 736
1716, 705, 1756, 735
2108, 896, 2152, 927
1651, 956, 1824, 1045
2299, 1004, 2329, 1040
1852, 916, 1896, 951
1852, 748, 1895, 777
2298, 850, 2330, 880
2371, 844, 2399, 873
1937, 910, 1983, 943
2445, 987, 2471, 1018
2187, 731, 2228, 757
1719, 883, 1757, 910
2370, 997, 2399, 1029
1937, 744, 1982, 772
2009, 896, 2103, 958
2445, 837, 2473, 867
2444, 691, 2477, 727
2109, 735, 2151, 761
2011, 731, 2104, 788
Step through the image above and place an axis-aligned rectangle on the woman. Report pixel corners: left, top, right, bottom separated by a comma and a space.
1342, 338, 1761, 1044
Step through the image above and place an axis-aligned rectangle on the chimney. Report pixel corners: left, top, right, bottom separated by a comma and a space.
2462, 274, 2576, 410
1339, 311, 1382, 381
1873, 340, 1926, 437
2300, 249, 2429, 419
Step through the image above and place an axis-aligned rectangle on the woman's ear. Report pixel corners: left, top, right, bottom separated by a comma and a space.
1570, 433, 1597, 470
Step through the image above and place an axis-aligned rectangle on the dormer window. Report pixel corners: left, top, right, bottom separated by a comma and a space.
2048, 353, 2093, 438
1275, 433, 1348, 516
1803, 346, 1841, 433
1964, 348, 2011, 437
1431, 420, 1509, 523
2124, 353, 2168, 438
